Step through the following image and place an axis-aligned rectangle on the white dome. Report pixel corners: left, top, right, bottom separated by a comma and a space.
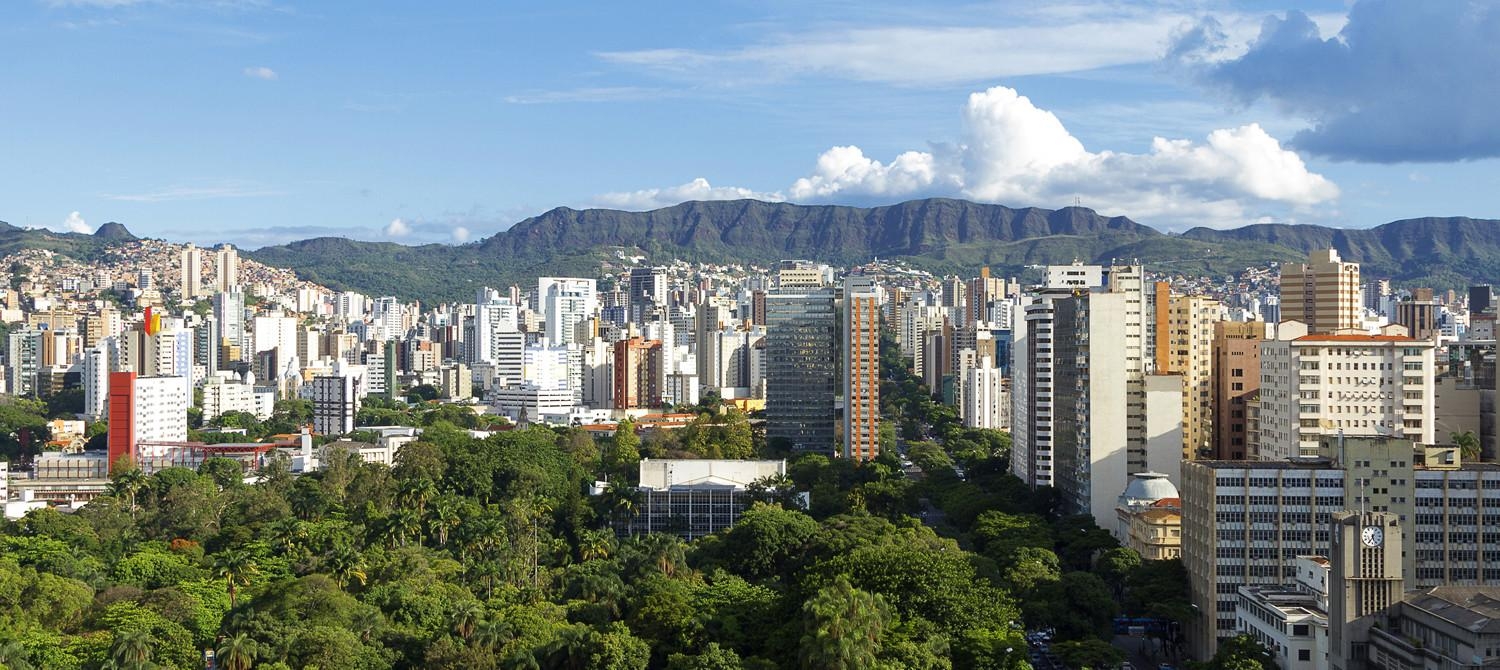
1119, 472, 1179, 506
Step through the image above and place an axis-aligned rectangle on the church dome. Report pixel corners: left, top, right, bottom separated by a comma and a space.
1119, 472, 1178, 507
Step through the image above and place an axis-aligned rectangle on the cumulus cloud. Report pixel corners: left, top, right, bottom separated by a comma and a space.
383, 218, 410, 237
784, 86, 1337, 229
243, 66, 277, 80
590, 86, 1336, 229
62, 211, 92, 234
593, 178, 783, 211
1174, 0, 1500, 162
452, 226, 470, 243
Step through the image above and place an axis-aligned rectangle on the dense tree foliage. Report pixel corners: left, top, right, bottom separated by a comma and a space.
0, 329, 1198, 668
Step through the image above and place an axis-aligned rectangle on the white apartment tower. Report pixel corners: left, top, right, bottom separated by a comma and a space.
1257, 322, 1435, 460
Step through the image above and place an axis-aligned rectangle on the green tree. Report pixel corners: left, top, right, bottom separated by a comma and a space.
216, 632, 258, 670
712, 502, 818, 579
109, 628, 153, 670
799, 576, 892, 670
667, 642, 744, 670
451, 601, 485, 641
108, 464, 148, 516
1452, 430, 1481, 460
605, 420, 642, 474
1204, 634, 1279, 670
0, 638, 34, 670
212, 547, 258, 608
1053, 639, 1124, 670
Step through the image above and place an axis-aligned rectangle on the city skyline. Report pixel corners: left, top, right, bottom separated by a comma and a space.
3, 0, 1497, 247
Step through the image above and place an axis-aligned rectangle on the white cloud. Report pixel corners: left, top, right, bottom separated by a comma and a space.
593, 178, 783, 211
786, 86, 1337, 229
242, 66, 277, 80
600, 86, 1339, 230
62, 211, 92, 234
383, 218, 411, 237
452, 226, 470, 243
597, 5, 1349, 86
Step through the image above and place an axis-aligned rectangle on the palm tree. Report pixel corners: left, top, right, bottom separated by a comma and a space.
1452, 430, 1481, 461
398, 477, 438, 519
458, 514, 507, 563
428, 496, 462, 547
216, 632, 258, 670
451, 601, 485, 641
325, 542, 368, 590
603, 480, 640, 522
641, 533, 686, 578
799, 576, 892, 670
351, 608, 384, 644
389, 508, 422, 547
473, 618, 511, 651
0, 639, 34, 670
267, 517, 306, 555
577, 528, 614, 562
110, 628, 154, 670
213, 548, 259, 609
108, 467, 147, 516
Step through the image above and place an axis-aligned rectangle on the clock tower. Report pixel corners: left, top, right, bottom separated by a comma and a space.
1329, 510, 1403, 670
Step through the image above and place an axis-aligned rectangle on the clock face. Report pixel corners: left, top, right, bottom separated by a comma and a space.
1361, 525, 1384, 547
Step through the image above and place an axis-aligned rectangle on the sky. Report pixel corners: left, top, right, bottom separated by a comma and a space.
1, 0, 1497, 248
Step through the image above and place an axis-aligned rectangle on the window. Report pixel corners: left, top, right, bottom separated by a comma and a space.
1299, 650, 1311, 661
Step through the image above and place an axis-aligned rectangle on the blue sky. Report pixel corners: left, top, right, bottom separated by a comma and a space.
1, 0, 1495, 247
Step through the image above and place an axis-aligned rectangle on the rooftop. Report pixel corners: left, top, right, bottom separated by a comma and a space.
1405, 587, 1500, 634
1292, 334, 1418, 343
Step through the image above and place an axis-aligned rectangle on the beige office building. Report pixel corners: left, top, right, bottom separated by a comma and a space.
1256, 323, 1435, 461
1281, 249, 1363, 334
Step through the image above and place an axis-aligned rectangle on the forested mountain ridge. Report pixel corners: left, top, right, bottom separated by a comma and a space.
248, 200, 1500, 301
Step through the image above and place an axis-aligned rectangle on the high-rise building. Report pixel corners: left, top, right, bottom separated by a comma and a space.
311, 366, 363, 437
1395, 288, 1439, 342
968, 267, 1004, 327
194, 316, 220, 377
765, 286, 837, 454
5, 328, 42, 397
1281, 249, 1362, 334
1181, 439, 1500, 657
469, 295, 519, 365
214, 291, 246, 355
962, 355, 1007, 430
1211, 321, 1268, 460
107, 371, 190, 472
371, 297, 406, 341
941, 276, 965, 310
82, 345, 109, 419
538, 278, 596, 347
180, 244, 204, 300
1052, 286, 1177, 528
214, 244, 239, 293
1256, 322, 1434, 460
843, 276, 881, 461
1011, 265, 1153, 494
1468, 284, 1495, 315
613, 337, 663, 409
1163, 294, 1220, 458
628, 267, 669, 324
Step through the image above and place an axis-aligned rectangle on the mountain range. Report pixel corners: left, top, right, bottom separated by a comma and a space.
3, 198, 1497, 303
249, 199, 1500, 302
